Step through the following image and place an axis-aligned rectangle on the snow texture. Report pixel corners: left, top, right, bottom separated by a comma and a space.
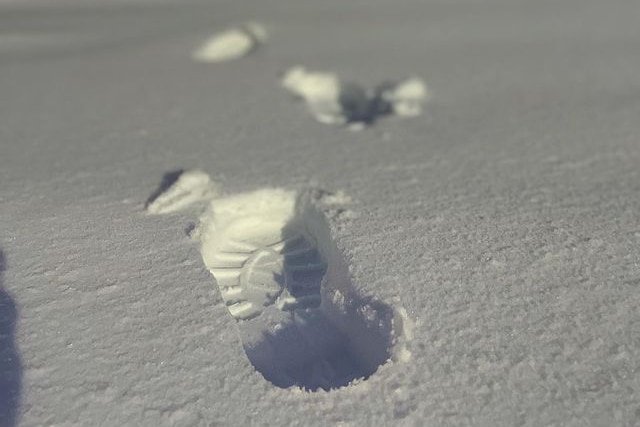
1, 0, 640, 425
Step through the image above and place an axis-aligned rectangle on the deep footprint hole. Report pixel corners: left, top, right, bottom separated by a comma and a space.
338, 82, 394, 126
239, 192, 395, 391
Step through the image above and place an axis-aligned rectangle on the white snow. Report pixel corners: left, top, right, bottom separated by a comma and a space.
1, 0, 640, 425
146, 170, 217, 215
382, 77, 429, 117
282, 66, 428, 127
192, 22, 267, 63
281, 66, 345, 125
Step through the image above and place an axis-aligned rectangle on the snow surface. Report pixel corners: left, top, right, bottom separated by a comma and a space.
1, 0, 640, 425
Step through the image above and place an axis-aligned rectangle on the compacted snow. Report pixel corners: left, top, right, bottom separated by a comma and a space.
1, 0, 640, 425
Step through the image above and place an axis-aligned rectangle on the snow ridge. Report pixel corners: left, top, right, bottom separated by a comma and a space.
146, 170, 217, 215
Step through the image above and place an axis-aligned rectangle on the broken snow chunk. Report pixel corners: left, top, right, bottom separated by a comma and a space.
382, 77, 429, 117
146, 170, 217, 214
391, 306, 414, 363
192, 22, 267, 63
281, 66, 341, 102
281, 66, 345, 125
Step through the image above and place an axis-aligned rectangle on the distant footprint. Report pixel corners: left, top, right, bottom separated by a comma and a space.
281, 66, 428, 129
191, 22, 267, 63
147, 172, 412, 391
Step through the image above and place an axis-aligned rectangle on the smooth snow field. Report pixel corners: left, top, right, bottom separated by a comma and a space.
1, 0, 640, 426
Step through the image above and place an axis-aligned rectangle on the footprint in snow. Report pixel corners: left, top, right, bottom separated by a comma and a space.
146, 170, 412, 391
281, 66, 429, 129
192, 22, 267, 63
